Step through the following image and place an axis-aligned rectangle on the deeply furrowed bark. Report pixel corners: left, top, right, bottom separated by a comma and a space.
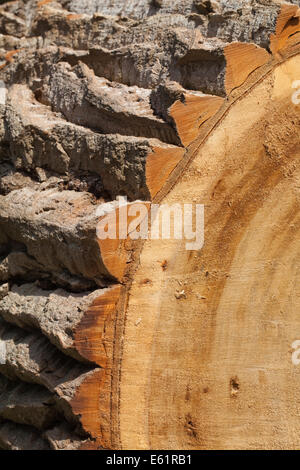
0, 0, 299, 450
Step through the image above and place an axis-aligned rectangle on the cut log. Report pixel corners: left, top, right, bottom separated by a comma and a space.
0, 0, 299, 451
118, 53, 300, 451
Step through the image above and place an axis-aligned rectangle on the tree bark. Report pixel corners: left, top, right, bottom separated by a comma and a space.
0, 0, 299, 450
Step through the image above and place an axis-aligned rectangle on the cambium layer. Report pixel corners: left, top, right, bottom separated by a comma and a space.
0, 0, 299, 450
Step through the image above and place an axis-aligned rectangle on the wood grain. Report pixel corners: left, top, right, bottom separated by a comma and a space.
118, 54, 300, 450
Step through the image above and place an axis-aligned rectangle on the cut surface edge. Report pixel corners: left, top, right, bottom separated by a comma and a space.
224, 42, 270, 95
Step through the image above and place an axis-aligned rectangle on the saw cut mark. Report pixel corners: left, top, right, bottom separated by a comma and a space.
146, 146, 185, 199
74, 285, 122, 367
270, 4, 300, 54
224, 42, 270, 95
170, 94, 224, 147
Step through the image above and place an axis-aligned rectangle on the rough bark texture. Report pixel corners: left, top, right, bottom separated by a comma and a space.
0, 0, 299, 450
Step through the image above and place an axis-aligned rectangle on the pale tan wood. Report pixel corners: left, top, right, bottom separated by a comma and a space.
118, 55, 300, 450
